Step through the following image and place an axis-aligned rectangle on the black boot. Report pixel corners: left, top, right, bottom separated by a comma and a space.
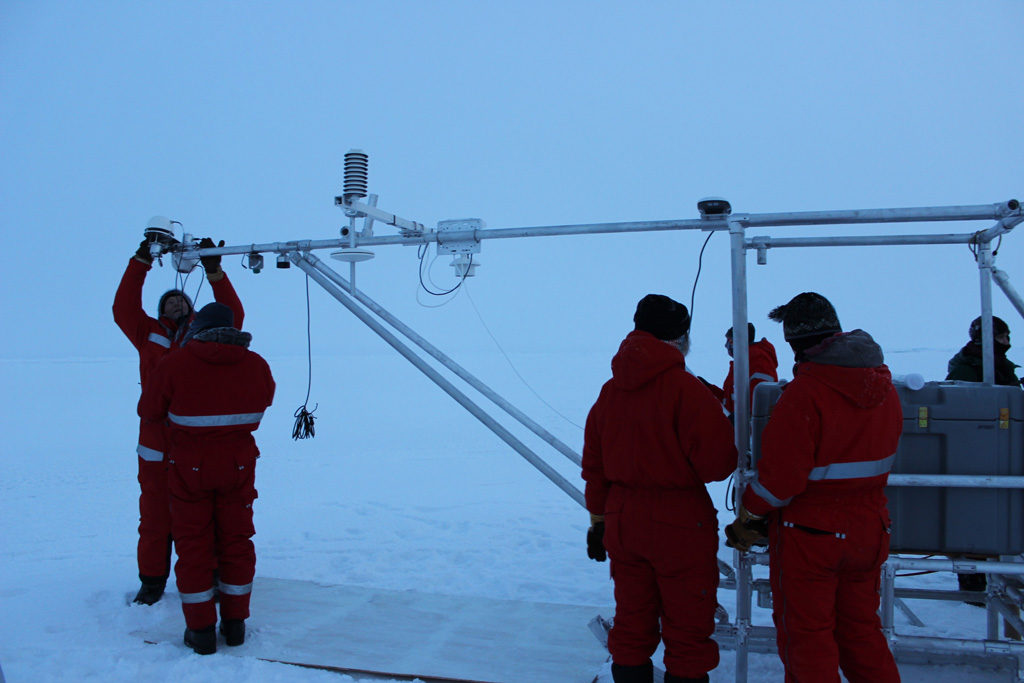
959, 572, 987, 607
220, 619, 245, 646
184, 625, 217, 655
132, 575, 166, 605
611, 660, 653, 683
665, 673, 710, 683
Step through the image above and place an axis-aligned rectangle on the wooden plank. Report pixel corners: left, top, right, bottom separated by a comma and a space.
134, 577, 611, 683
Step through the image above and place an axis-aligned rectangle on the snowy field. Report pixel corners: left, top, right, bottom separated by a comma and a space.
3, 1, 1021, 680
0, 345, 1016, 682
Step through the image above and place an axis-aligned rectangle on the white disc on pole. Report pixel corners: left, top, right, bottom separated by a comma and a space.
330, 249, 375, 263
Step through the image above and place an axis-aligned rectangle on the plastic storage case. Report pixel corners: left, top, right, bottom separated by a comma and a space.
750, 380, 1024, 555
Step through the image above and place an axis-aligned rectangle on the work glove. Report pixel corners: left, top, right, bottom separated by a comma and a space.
199, 237, 224, 275
134, 239, 153, 264
586, 515, 607, 562
725, 506, 769, 552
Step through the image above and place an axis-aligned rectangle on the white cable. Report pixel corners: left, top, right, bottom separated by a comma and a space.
415, 283, 462, 308
464, 283, 583, 431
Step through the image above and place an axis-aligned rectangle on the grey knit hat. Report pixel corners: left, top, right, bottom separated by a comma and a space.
158, 289, 193, 318
768, 292, 841, 341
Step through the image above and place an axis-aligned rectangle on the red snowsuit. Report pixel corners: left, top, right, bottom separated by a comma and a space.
582, 331, 737, 678
720, 338, 778, 415
742, 330, 902, 683
113, 257, 244, 581
138, 328, 274, 630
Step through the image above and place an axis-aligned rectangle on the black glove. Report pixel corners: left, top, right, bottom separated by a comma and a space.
587, 521, 607, 562
199, 237, 224, 274
134, 239, 153, 264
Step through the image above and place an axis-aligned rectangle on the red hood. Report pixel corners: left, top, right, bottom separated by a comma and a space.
750, 338, 777, 368
796, 330, 894, 408
610, 330, 687, 391
796, 363, 894, 408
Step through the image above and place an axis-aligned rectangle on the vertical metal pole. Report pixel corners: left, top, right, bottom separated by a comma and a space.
978, 240, 996, 384
730, 218, 751, 460
729, 217, 751, 683
987, 602, 1000, 640
987, 572, 1002, 640
349, 215, 358, 292
734, 550, 755, 682
880, 560, 896, 643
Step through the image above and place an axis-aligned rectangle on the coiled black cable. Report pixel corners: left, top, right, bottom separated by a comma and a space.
292, 273, 317, 439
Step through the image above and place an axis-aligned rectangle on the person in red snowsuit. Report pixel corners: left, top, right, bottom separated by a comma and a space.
719, 323, 778, 417
139, 302, 275, 654
582, 294, 737, 683
726, 292, 902, 683
113, 237, 243, 605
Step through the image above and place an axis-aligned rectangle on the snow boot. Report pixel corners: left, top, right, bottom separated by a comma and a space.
665, 674, 710, 683
132, 576, 166, 605
959, 572, 987, 607
220, 619, 245, 646
184, 625, 217, 655
611, 660, 653, 683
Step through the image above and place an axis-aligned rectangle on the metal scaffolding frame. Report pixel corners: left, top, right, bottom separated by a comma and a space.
170, 160, 1023, 681
723, 200, 1024, 683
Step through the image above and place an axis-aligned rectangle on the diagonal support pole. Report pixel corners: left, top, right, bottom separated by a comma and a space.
303, 252, 583, 467
290, 252, 586, 508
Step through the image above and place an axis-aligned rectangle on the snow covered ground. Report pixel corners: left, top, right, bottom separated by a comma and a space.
0, 344, 1017, 682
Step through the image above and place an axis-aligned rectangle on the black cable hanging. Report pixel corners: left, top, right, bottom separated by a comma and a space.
293, 273, 317, 439
418, 243, 471, 296
968, 232, 1001, 261
689, 230, 714, 325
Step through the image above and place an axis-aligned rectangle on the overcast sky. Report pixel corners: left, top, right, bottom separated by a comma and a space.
2, 1, 1021, 373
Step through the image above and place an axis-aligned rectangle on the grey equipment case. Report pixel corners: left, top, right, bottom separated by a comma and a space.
750, 380, 1024, 556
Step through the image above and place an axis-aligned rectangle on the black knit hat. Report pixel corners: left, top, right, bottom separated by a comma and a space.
768, 292, 841, 341
157, 289, 193, 318
633, 294, 690, 340
969, 315, 1010, 343
189, 302, 234, 336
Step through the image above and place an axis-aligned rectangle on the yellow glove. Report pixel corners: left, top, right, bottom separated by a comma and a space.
725, 506, 769, 552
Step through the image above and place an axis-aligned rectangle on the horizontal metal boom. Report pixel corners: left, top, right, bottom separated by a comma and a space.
888, 474, 1024, 488
747, 233, 977, 249
174, 200, 1021, 259
736, 201, 1017, 227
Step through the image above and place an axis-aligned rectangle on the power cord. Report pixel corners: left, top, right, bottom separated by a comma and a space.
177, 259, 203, 313
895, 554, 938, 577
724, 470, 736, 514
292, 274, 317, 439
969, 233, 1002, 260
418, 243, 471, 297
415, 246, 465, 308
689, 231, 714, 326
